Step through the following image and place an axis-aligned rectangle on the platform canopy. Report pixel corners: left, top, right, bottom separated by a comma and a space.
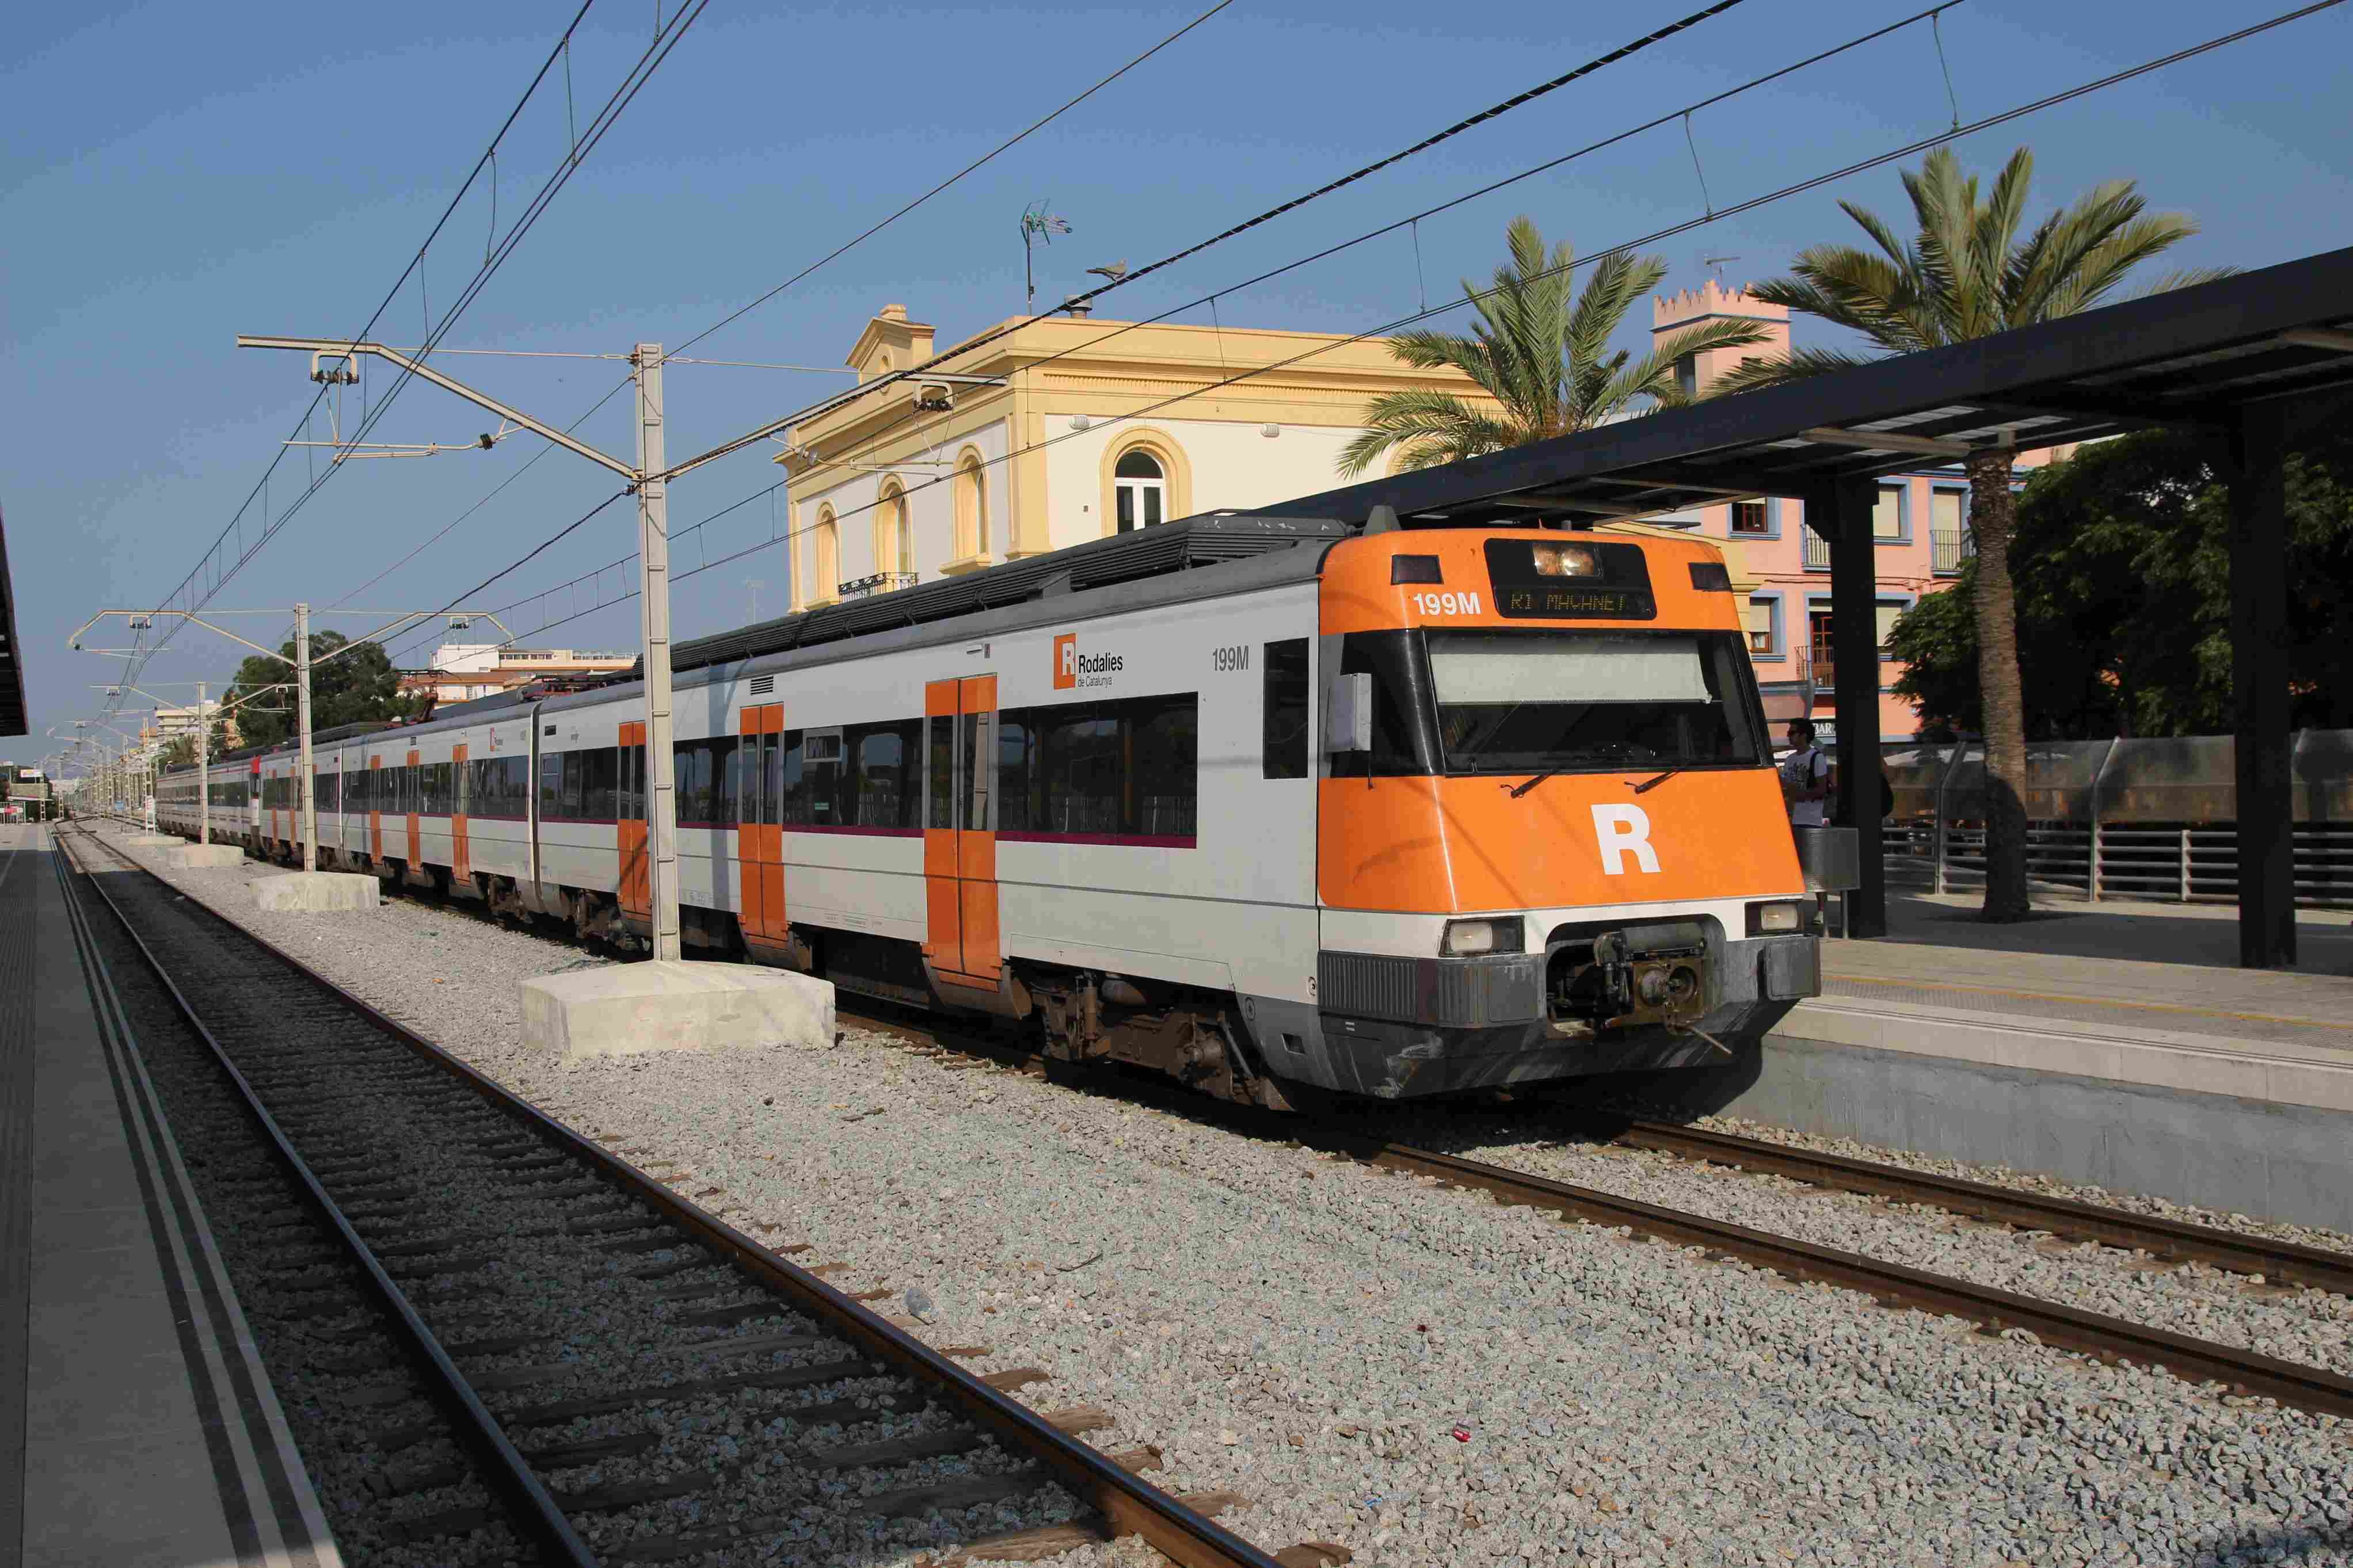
1262, 247, 2353, 527
0, 503, 25, 737
1259, 246, 2353, 969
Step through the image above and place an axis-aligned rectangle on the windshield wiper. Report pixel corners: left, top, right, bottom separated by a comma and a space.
1505, 762, 1571, 799
1629, 767, 1685, 794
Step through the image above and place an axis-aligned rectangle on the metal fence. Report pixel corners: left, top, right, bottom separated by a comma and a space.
1877, 731, 2353, 908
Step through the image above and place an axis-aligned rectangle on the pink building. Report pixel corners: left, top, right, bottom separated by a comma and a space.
1650, 281, 2060, 743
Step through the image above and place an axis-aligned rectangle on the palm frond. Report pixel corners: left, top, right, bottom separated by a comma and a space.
1338, 391, 1523, 476
1704, 346, 1878, 396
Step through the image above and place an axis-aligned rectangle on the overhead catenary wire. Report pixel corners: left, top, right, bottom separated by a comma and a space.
661, 0, 1759, 479
667, 0, 1242, 359
355, 1, 1225, 668
127, 1, 603, 675
406, 0, 2338, 672
499, 0, 2341, 657
144, 3, 710, 704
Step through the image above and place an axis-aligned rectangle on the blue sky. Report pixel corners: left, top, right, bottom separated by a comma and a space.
5, 0, 2349, 767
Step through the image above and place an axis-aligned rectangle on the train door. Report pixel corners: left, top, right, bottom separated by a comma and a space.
737, 703, 785, 952
452, 743, 470, 883
406, 747, 422, 867
618, 720, 649, 922
923, 675, 998, 986
368, 753, 384, 861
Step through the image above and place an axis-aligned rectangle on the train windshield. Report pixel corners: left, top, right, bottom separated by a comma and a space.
1425, 630, 1767, 775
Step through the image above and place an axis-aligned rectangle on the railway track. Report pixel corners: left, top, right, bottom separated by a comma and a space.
102, 825, 2353, 1427
831, 1000, 2353, 1425
60, 826, 1307, 1568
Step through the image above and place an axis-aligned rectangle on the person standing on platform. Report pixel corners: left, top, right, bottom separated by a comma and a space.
1781, 719, 1834, 929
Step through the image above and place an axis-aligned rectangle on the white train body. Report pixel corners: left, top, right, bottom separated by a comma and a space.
157, 515, 1821, 1103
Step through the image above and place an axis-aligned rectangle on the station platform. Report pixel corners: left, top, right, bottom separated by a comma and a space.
1677, 892, 2353, 1233
1, 823, 339, 1567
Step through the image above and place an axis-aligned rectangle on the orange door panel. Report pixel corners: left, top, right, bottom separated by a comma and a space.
955, 674, 999, 977
921, 676, 1000, 982
737, 707, 764, 940
618, 721, 649, 918
452, 744, 471, 883
1318, 769, 1805, 912
760, 704, 785, 942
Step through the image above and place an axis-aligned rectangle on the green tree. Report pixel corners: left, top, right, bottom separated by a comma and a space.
1711, 147, 2228, 920
1890, 428, 2353, 737
222, 631, 421, 749
1338, 215, 1771, 476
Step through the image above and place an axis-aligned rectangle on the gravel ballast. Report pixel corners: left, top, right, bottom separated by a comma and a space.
101, 826, 2353, 1567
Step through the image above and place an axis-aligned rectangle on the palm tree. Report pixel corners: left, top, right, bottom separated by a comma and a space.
1710, 147, 2228, 922
1339, 215, 1771, 476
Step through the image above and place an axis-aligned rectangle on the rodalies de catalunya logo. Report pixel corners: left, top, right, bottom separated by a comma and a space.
1052, 633, 1123, 690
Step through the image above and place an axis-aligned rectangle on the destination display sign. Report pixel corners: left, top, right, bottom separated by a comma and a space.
1482, 538, 1657, 620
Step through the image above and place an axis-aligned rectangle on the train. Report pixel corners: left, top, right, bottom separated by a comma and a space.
155, 512, 1822, 1107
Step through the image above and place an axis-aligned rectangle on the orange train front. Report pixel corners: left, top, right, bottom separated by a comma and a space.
150, 512, 1822, 1107
1300, 524, 1820, 1097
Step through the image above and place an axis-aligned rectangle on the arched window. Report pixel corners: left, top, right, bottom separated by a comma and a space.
875, 481, 910, 577
814, 506, 839, 600
954, 452, 988, 559
1114, 448, 1165, 532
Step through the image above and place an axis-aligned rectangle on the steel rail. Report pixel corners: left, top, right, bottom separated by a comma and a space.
830, 1002, 2353, 1421
1312, 1133, 2353, 1421
1611, 1119, 2353, 1295
71, 829, 1285, 1568
55, 829, 600, 1566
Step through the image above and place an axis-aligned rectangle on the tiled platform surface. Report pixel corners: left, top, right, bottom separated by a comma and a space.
2, 823, 339, 1567
1682, 893, 2353, 1230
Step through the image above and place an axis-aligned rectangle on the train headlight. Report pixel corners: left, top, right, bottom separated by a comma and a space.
1746, 901, 1806, 936
1442, 917, 1525, 956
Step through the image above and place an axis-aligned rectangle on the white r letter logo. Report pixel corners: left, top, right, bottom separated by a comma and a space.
1591, 803, 1660, 876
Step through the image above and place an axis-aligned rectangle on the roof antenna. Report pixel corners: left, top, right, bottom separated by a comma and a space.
1364, 505, 1402, 536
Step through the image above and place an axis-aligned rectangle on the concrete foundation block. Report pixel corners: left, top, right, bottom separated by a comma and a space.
125, 834, 181, 848
254, 872, 380, 913
520, 960, 836, 1066
172, 844, 245, 869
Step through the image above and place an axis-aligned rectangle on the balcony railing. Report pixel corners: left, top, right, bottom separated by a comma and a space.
1932, 528, 1970, 574
1802, 525, 1831, 570
837, 571, 917, 600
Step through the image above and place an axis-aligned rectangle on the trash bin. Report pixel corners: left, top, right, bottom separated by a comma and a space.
1793, 826, 1860, 936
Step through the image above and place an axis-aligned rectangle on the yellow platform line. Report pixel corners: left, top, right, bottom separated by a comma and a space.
1821, 971, 2346, 1033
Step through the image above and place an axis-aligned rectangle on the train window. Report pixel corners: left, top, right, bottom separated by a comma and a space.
1327, 632, 1441, 780
926, 716, 954, 830
804, 731, 842, 826
1425, 630, 1766, 775
672, 742, 707, 826
1262, 638, 1309, 780
1039, 705, 1122, 835
575, 747, 615, 821
1131, 698, 1198, 837
728, 742, 756, 826
539, 753, 565, 820
995, 715, 1033, 833
711, 737, 739, 825
561, 751, 587, 818
993, 695, 1199, 840
959, 712, 987, 833
848, 720, 919, 829
775, 731, 807, 826
616, 746, 642, 821
757, 734, 780, 826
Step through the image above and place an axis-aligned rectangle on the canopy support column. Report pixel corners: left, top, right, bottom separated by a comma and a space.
2227, 405, 2294, 968
1807, 478, 1887, 939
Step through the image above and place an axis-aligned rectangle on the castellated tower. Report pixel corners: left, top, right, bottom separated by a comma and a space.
1650, 279, 1790, 396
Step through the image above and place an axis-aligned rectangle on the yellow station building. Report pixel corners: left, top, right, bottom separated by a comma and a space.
775, 302, 1753, 612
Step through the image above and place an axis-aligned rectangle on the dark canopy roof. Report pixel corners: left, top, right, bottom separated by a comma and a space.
0, 504, 25, 737
1259, 246, 2353, 527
